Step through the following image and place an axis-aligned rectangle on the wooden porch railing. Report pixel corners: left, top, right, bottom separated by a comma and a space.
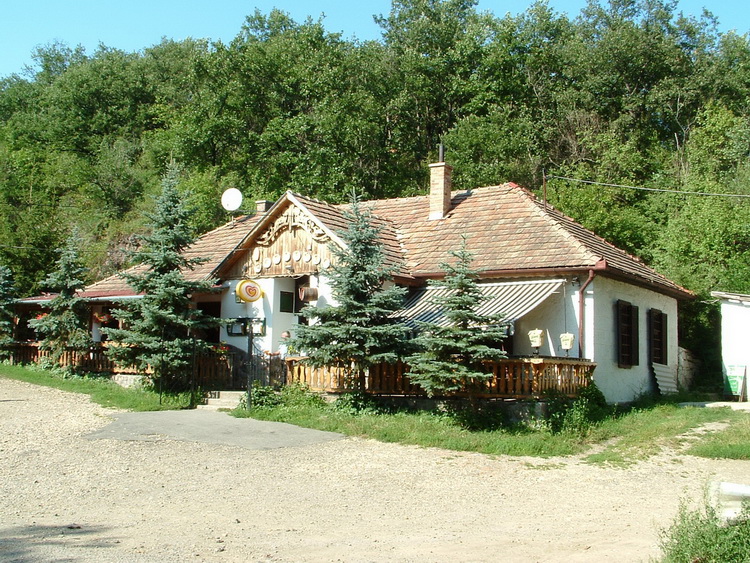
6, 342, 236, 390
286, 356, 596, 399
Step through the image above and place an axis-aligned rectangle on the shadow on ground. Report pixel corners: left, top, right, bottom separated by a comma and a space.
0, 523, 120, 562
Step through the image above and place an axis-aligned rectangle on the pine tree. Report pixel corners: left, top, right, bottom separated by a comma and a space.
293, 192, 411, 388
27, 232, 92, 370
406, 237, 508, 401
0, 265, 16, 359
104, 163, 222, 392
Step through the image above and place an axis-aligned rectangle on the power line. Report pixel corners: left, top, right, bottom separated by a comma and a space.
545, 174, 750, 199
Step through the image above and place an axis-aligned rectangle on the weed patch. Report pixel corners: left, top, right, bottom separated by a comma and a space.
656, 497, 750, 562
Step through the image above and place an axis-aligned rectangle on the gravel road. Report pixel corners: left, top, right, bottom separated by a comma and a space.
2, 377, 750, 562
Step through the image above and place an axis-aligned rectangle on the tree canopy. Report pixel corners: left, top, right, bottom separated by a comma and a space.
1, 0, 749, 369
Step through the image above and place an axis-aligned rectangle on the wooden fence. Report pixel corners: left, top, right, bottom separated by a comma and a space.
6, 342, 236, 390
286, 356, 596, 399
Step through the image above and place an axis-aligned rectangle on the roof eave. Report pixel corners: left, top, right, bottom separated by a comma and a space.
409, 262, 694, 300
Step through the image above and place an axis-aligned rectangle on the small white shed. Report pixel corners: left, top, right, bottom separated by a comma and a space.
711, 291, 750, 399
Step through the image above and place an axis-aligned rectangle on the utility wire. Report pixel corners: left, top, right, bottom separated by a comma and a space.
545, 174, 750, 199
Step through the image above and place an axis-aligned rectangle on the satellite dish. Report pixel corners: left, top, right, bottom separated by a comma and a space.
221, 188, 243, 211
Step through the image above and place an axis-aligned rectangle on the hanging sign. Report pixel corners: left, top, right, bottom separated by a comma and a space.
236, 279, 263, 303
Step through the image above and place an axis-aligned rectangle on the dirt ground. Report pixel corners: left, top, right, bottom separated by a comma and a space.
2, 378, 750, 563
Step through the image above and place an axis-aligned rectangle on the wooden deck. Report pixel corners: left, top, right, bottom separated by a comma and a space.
286, 357, 595, 399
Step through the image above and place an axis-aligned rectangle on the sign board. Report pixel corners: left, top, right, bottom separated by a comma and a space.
725, 365, 747, 399
226, 317, 266, 337
236, 279, 263, 303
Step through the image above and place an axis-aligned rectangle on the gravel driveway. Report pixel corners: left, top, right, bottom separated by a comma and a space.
2, 378, 750, 562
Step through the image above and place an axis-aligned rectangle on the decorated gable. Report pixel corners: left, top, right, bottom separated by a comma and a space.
226, 203, 338, 279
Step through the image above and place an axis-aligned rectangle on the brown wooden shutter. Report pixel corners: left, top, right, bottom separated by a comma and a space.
616, 300, 639, 367
649, 309, 667, 365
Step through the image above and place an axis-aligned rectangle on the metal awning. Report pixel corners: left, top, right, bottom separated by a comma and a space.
395, 279, 565, 327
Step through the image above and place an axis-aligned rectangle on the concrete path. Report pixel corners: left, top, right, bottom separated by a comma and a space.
86, 409, 343, 450
680, 401, 750, 412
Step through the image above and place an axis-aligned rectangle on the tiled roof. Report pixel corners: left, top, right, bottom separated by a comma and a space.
293, 193, 408, 276
81, 181, 689, 300
81, 213, 261, 298
363, 184, 690, 297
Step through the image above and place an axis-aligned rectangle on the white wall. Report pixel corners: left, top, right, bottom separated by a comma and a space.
513, 280, 580, 358
220, 279, 266, 353
720, 299, 750, 372
219, 274, 338, 354
590, 277, 679, 403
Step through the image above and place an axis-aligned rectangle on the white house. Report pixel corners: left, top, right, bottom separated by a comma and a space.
76, 160, 693, 403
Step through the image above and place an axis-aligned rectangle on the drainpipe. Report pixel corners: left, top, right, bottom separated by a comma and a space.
578, 270, 596, 358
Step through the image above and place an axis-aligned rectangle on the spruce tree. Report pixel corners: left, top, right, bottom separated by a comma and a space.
0, 265, 16, 360
27, 232, 92, 370
293, 193, 411, 388
104, 163, 221, 392
406, 237, 508, 402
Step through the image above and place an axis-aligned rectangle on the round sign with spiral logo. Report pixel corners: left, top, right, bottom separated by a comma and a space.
236, 279, 263, 303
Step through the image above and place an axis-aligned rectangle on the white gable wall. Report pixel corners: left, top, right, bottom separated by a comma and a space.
590, 277, 679, 403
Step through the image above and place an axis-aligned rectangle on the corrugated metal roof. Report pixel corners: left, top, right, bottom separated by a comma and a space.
396, 279, 565, 327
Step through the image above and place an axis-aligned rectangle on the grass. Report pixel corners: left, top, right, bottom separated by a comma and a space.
232, 384, 750, 462
685, 413, 750, 460
4, 363, 750, 463
581, 403, 747, 465
0, 363, 196, 411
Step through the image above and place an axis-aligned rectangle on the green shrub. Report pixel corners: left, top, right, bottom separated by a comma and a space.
441, 400, 507, 431
657, 498, 750, 562
332, 390, 384, 415
248, 382, 281, 408
278, 383, 327, 408
543, 383, 612, 436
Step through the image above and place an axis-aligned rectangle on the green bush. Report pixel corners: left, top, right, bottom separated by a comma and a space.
248, 382, 281, 408
543, 383, 612, 436
278, 384, 327, 408
332, 390, 384, 415
441, 400, 507, 431
657, 499, 750, 562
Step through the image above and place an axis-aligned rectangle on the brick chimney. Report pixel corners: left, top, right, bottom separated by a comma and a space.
428, 160, 453, 220
255, 200, 273, 213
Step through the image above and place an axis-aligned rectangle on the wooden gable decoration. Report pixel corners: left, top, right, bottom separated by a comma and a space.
226, 203, 338, 279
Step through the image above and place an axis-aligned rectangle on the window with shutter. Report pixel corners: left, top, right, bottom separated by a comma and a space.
616, 300, 639, 368
649, 309, 668, 365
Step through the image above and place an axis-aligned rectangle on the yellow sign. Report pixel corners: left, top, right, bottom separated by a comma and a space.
236, 279, 263, 303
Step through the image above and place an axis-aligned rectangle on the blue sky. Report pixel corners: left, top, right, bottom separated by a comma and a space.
2, 0, 748, 78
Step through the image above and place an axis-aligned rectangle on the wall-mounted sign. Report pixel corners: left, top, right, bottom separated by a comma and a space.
236, 279, 263, 303
226, 317, 266, 337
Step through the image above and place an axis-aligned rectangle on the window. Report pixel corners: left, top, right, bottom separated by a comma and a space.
616, 300, 639, 368
649, 309, 668, 365
279, 291, 294, 313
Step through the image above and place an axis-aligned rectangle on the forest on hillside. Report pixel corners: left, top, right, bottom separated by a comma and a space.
1, 0, 749, 370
